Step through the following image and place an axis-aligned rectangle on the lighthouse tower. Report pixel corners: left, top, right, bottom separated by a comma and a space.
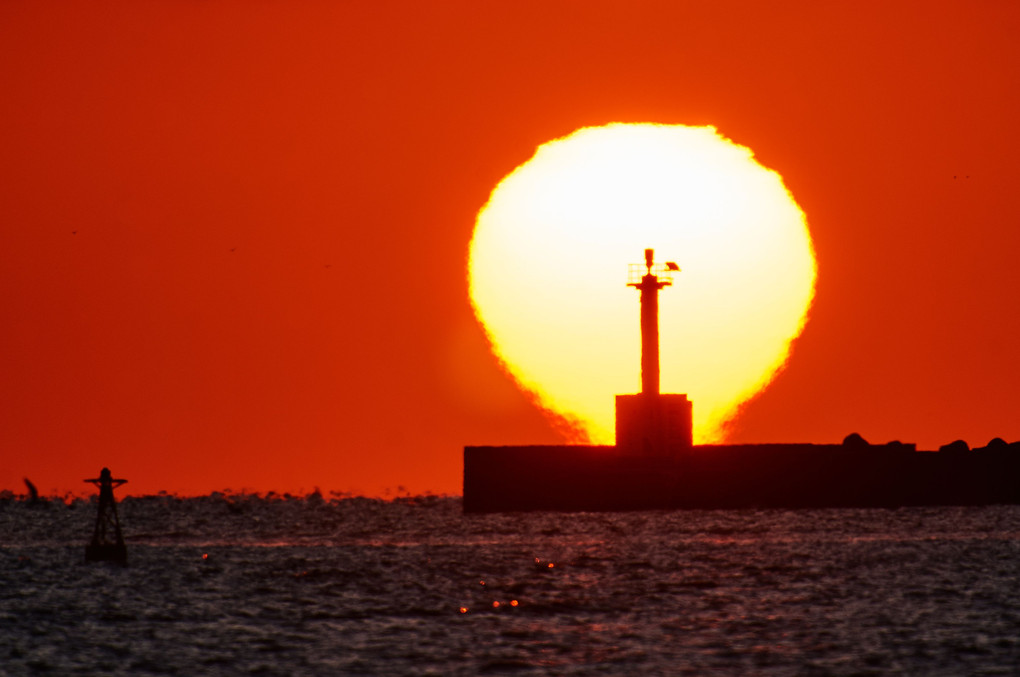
615, 249, 693, 453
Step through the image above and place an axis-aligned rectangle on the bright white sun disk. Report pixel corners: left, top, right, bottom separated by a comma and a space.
469, 123, 816, 443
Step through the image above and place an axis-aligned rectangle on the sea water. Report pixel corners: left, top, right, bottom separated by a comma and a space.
1, 494, 1018, 676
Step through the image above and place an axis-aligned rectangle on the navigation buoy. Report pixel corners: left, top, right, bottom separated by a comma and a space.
84, 468, 128, 565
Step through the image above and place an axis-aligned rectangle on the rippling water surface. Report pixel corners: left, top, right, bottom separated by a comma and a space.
1, 495, 1018, 675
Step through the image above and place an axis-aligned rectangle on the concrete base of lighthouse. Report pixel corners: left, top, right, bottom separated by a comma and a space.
615, 393, 692, 453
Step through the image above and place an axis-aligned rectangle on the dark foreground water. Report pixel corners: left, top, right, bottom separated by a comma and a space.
1, 494, 1018, 676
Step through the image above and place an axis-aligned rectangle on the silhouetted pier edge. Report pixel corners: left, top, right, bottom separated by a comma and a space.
463, 436, 1020, 513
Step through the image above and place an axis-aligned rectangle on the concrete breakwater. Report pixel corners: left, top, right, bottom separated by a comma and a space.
463, 439, 1020, 512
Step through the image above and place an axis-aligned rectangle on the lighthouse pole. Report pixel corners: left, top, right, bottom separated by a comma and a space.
632, 248, 670, 396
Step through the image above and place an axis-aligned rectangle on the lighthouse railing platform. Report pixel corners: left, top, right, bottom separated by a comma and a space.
627, 263, 675, 286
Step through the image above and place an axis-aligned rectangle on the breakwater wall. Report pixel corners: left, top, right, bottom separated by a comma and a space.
463, 442, 1020, 512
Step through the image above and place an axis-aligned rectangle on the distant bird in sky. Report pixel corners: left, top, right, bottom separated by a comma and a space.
665, 262, 680, 271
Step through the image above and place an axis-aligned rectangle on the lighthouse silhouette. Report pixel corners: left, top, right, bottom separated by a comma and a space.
462, 248, 1020, 513
615, 249, 693, 453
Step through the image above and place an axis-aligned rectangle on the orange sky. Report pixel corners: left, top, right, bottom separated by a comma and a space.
2, 1, 1019, 496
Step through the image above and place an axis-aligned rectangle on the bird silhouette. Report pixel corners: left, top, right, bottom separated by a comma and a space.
665, 262, 680, 271
23, 478, 39, 504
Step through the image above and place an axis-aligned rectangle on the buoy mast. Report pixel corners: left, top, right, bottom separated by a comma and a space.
84, 467, 128, 565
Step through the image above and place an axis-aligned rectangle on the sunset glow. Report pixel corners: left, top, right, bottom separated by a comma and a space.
4, 1, 1015, 498
469, 124, 816, 443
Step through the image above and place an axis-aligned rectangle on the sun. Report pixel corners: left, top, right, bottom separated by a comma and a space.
468, 123, 816, 443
